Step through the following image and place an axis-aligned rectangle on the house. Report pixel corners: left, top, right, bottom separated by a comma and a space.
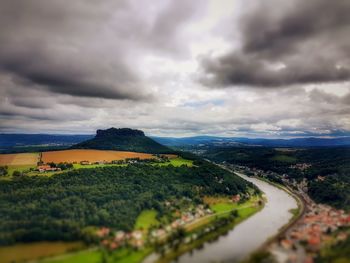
37, 165, 61, 172
38, 165, 51, 172
109, 242, 119, 250
280, 239, 292, 250
130, 238, 144, 248
316, 176, 325, 182
80, 161, 90, 165
96, 227, 110, 238
131, 230, 143, 240
308, 236, 321, 249
232, 194, 241, 203
115, 231, 126, 242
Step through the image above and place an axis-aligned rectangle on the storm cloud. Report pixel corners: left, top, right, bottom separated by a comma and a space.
0, 0, 200, 100
0, 0, 349, 137
200, 0, 350, 87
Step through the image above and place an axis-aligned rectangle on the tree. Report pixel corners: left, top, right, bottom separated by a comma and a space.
0, 166, 8, 176
231, 209, 238, 218
12, 170, 22, 177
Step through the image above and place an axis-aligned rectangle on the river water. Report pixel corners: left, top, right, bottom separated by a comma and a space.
173, 171, 298, 263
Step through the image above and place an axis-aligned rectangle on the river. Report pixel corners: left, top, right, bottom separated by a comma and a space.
171, 171, 298, 263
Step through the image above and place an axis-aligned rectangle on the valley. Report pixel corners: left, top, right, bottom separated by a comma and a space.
0, 128, 348, 263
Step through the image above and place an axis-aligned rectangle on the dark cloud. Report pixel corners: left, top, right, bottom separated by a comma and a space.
0, 0, 198, 100
200, 0, 350, 88
0, 0, 348, 136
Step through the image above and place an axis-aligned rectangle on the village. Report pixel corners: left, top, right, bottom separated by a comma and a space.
95, 204, 214, 250
228, 164, 350, 263
270, 196, 350, 263
94, 194, 247, 252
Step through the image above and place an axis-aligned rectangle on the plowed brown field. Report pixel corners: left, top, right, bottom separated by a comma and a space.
41, 149, 155, 163
0, 153, 40, 166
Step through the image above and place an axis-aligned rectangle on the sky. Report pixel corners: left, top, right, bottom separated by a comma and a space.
0, 0, 349, 137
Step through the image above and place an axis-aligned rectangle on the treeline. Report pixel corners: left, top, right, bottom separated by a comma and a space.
309, 174, 350, 210
0, 162, 254, 245
204, 147, 349, 180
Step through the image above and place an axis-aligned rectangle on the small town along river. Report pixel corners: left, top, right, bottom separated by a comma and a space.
173, 171, 298, 263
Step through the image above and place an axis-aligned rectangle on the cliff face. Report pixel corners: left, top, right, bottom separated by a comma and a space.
96, 128, 145, 138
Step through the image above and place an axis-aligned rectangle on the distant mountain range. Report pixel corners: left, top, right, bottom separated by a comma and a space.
152, 136, 350, 147
1, 132, 350, 152
0, 133, 93, 148
72, 128, 173, 153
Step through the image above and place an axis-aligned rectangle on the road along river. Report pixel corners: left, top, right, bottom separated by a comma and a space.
173, 171, 298, 263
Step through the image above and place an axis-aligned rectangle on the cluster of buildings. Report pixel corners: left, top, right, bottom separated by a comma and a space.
270, 201, 350, 263
231, 164, 278, 177
96, 227, 145, 250
289, 163, 312, 171
166, 205, 212, 229
96, 205, 214, 251
37, 165, 61, 172
266, 175, 350, 263
227, 163, 349, 263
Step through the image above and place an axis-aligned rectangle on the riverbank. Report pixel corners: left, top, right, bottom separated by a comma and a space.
151, 198, 264, 263
239, 174, 306, 263
221, 166, 306, 257
37, 196, 262, 263
249, 175, 305, 245
42, 166, 297, 263
267, 188, 350, 262
172, 167, 298, 263
1, 165, 297, 263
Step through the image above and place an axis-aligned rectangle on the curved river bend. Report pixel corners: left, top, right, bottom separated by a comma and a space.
173, 172, 297, 263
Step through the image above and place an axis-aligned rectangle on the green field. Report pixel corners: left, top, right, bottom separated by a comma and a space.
43, 247, 152, 263
208, 196, 259, 214
134, 210, 159, 230
7, 164, 35, 176
210, 202, 236, 213
237, 206, 258, 218
110, 247, 152, 263
157, 157, 193, 167
271, 154, 296, 163
42, 249, 101, 263
186, 196, 261, 232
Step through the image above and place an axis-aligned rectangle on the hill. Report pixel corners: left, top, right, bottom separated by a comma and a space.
72, 128, 173, 153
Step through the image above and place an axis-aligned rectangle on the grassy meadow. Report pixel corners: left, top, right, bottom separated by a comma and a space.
134, 210, 159, 230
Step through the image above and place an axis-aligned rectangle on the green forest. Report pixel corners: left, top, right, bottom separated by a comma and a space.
0, 161, 254, 245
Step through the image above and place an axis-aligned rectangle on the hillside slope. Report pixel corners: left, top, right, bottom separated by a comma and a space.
72, 128, 173, 153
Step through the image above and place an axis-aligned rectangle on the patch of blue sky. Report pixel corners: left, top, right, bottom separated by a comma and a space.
183, 99, 224, 108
